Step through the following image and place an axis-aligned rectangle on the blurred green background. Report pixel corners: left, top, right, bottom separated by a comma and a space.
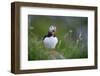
28, 15, 88, 60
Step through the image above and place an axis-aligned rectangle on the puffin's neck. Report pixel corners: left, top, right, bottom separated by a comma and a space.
47, 32, 55, 37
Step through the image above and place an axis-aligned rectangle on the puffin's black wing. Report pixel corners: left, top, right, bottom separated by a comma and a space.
43, 35, 47, 40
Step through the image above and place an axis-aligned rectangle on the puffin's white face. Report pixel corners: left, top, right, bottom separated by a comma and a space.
49, 25, 56, 32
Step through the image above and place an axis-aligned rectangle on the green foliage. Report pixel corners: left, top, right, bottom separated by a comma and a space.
28, 15, 88, 60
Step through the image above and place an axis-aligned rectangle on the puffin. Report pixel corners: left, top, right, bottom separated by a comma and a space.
43, 25, 58, 49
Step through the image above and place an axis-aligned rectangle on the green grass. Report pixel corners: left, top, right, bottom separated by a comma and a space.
28, 15, 88, 61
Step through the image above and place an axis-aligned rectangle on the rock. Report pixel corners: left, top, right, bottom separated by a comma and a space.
49, 50, 65, 59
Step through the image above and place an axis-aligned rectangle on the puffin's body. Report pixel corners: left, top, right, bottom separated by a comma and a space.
43, 36, 58, 49
43, 25, 58, 49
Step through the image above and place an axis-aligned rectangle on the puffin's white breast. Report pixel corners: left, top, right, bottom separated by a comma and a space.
43, 36, 58, 49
